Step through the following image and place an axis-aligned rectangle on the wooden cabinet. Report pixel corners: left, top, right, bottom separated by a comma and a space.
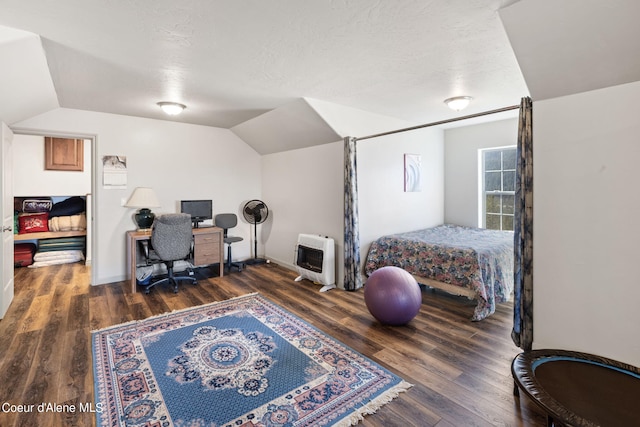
45, 137, 84, 171
193, 227, 222, 266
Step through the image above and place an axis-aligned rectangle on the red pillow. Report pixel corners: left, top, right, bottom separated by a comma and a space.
18, 212, 49, 233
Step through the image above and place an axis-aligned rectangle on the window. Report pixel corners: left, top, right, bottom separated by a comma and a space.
481, 147, 516, 231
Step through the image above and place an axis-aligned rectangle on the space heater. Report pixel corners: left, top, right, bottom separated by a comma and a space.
294, 234, 336, 292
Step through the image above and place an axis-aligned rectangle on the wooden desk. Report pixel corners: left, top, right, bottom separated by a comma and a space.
126, 226, 223, 293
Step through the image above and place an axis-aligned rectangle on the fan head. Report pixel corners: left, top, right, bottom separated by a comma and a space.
243, 200, 269, 224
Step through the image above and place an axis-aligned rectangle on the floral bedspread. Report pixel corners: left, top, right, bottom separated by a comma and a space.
364, 224, 514, 320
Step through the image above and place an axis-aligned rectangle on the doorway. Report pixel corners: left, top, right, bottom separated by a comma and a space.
12, 130, 96, 285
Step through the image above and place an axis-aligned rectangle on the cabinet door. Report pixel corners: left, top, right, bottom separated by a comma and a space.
45, 137, 84, 171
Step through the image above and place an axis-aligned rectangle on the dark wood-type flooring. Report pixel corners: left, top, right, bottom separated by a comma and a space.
0, 262, 547, 426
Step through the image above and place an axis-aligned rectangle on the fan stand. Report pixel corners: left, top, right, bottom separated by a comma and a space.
244, 221, 267, 265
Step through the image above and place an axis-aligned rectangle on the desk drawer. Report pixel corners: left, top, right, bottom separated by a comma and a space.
194, 243, 220, 266
194, 233, 220, 245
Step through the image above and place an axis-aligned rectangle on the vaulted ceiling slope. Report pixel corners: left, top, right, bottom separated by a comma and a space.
0, 1, 526, 128
500, 0, 640, 101
1, 0, 639, 155
0, 26, 58, 124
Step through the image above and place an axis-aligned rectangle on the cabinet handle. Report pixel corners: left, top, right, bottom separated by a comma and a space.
3, 226, 12, 232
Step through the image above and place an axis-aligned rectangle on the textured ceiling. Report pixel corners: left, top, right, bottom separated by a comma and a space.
2, 0, 638, 145
0, 0, 528, 129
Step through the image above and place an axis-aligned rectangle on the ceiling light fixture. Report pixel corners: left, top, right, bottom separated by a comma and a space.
157, 101, 186, 115
444, 96, 473, 111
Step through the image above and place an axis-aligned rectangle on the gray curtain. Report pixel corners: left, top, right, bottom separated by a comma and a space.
344, 136, 363, 291
512, 97, 534, 350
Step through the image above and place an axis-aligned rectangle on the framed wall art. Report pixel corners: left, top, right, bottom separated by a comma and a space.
404, 153, 422, 192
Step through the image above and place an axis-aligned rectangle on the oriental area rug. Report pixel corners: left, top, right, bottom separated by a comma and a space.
92, 293, 411, 426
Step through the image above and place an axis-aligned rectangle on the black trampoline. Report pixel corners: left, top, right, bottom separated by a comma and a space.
512, 349, 640, 427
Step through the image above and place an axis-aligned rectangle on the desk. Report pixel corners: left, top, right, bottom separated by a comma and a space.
126, 227, 224, 293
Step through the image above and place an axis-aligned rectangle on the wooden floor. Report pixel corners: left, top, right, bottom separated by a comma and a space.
0, 262, 547, 427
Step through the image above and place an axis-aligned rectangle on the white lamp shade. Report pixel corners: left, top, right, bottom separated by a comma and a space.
125, 187, 160, 208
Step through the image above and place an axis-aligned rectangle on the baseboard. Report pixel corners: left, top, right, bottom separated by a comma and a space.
266, 256, 296, 272
268, 256, 346, 291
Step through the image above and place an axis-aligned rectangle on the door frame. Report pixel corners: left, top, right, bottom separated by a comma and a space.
11, 127, 98, 286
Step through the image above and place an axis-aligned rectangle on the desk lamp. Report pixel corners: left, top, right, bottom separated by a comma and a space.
125, 187, 160, 230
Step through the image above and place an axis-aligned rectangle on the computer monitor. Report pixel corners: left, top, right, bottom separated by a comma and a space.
180, 200, 212, 228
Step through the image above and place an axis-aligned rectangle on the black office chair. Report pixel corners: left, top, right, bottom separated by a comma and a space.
144, 213, 196, 293
215, 213, 244, 272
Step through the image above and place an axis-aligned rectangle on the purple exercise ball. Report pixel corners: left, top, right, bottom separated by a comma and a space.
364, 266, 422, 326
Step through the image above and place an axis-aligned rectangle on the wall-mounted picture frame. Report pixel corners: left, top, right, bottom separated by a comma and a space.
404, 153, 422, 192
102, 155, 127, 189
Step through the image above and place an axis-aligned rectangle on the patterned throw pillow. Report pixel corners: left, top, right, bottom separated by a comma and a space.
22, 199, 53, 213
18, 212, 49, 233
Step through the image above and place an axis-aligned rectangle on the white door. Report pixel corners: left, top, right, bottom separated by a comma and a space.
1, 122, 14, 319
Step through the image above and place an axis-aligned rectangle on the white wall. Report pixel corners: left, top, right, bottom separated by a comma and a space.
534, 81, 640, 366
14, 108, 262, 285
13, 134, 91, 196
358, 128, 445, 276
262, 128, 444, 290
261, 101, 438, 289
444, 118, 518, 227
261, 141, 344, 285
316, 99, 446, 284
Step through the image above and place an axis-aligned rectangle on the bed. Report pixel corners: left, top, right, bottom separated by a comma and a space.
364, 224, 514, 321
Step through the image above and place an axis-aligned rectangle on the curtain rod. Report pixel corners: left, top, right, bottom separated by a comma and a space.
355, 104, 520, 142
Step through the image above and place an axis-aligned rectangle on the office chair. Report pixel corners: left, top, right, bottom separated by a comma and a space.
144, 213, 196, 293
215, 213, 244, 272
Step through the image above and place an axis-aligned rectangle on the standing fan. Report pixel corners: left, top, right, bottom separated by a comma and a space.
242, 199, 269, 265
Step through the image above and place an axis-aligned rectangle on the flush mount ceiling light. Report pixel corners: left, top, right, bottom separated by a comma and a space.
157, 102, 186, 115
444, 96, 473, 111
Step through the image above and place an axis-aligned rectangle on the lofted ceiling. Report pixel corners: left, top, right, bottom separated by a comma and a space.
0, 0, 639, 154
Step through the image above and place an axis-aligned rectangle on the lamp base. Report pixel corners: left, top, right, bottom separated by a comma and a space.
135, 208, 155, 229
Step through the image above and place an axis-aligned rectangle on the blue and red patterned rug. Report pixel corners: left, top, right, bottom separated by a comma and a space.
92, 293, 411, 426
